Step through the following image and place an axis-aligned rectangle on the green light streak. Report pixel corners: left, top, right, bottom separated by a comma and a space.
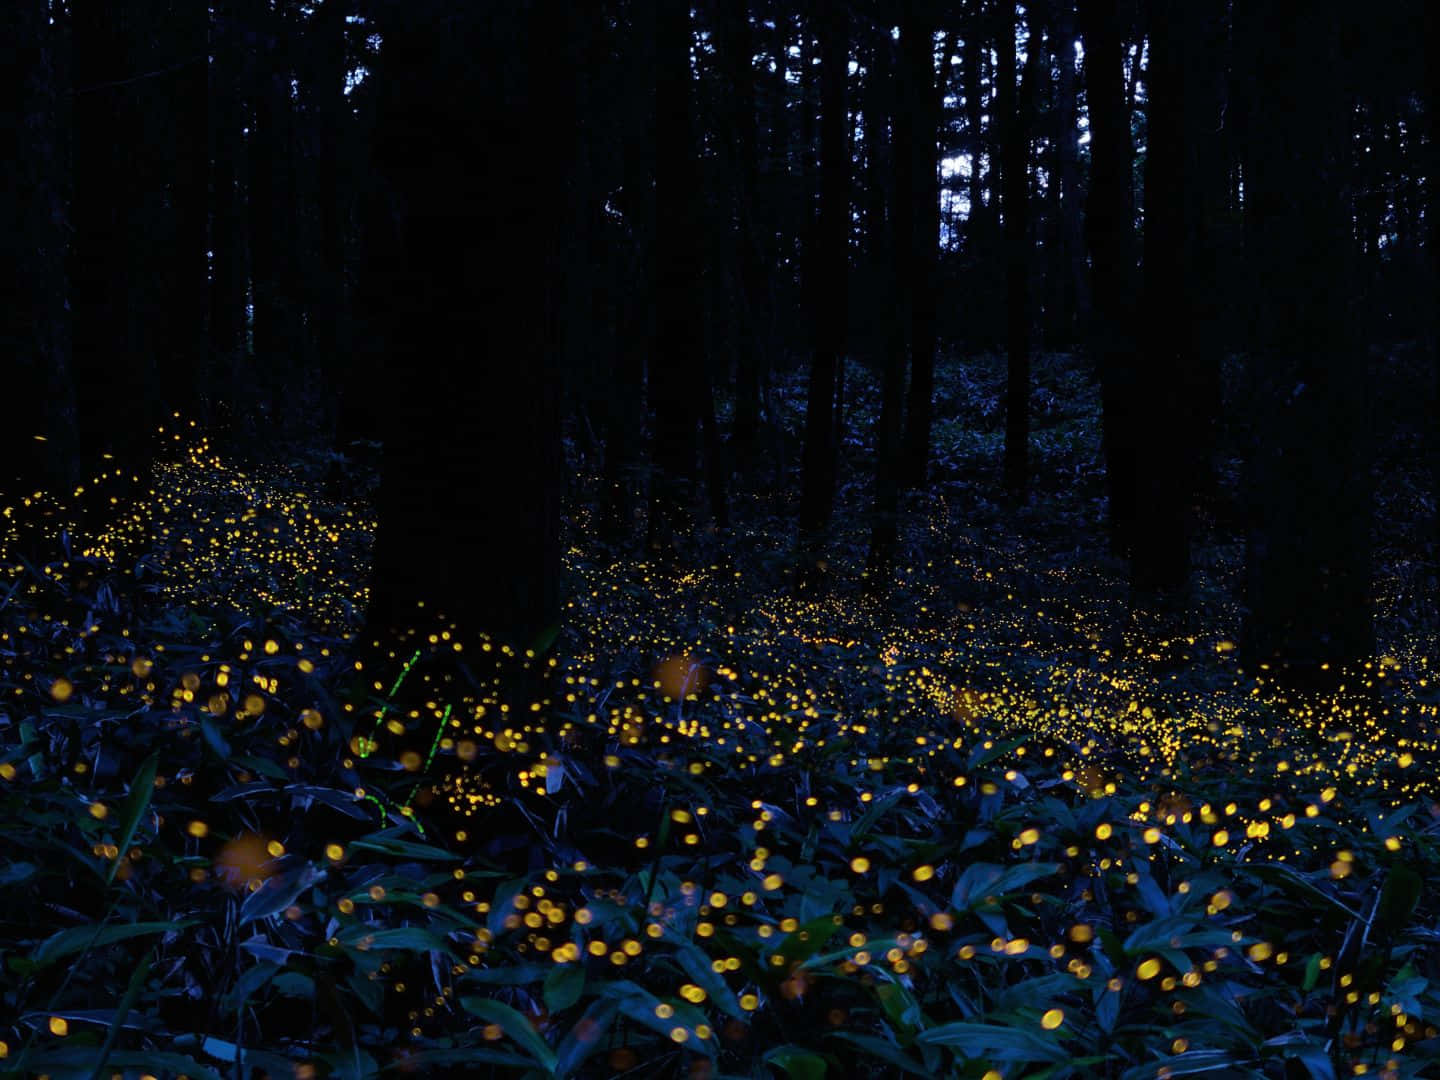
356, 648, 421, 757
405, 703, 451, 809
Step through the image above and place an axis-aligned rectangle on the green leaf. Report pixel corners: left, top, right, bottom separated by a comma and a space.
553, 995, 619, 1078
32, 919, 196, 969
825, 1032, 930, 1076
345, 927, 448, 953
349, 832, 456, 861
544, 963, 585, 1013
916, 1022, 1068, 1064
460, 996, 558, 1074
239, 862, 325, 925
668, 936, 745, 1018
199, 714, 232, 759
950, 862, 1060, 909
106, 752, 157, 885
764, 1045, 828, 1080
86, 947, 154, 1080
1375, 864, 1423, 941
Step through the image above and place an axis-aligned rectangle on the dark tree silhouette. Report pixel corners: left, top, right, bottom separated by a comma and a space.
999, 1, 1034, 500
1242, 0, 1371, 674
712, 0, 768, 481
1078, 0, 1138, 553
649, 0, 714, 551
899, 5, 939, 490
1, 0, 78, 498
247, 0, 303, 420
210, 4, 248, 428
868, 25, 908, 581
71, 0, 161, 471
1130, 0, 1190, 593
363, 1, 561, 652
799, 0, 848, 543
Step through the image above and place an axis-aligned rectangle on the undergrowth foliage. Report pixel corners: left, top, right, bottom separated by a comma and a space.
3, 375, 1440, 1079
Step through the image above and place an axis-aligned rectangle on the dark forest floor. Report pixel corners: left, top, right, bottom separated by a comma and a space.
4, 349, 1440, 1078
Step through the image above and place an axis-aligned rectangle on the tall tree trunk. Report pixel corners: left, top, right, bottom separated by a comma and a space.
364, 0, 561, 652
799, 0, 848, 543
1242, 0, 1371, 676
1, 0, 79, 505
1131, 0, 1189, 592
309, 0, 351, 439
899, 6, 938, 489
963, 0, 987, 266
1430, 3, 1440, 552
1000, 2, 1033, 500
210, 3, 248, 433
72, 0, 158, 473
1079, 0, 1139, 553
649, 0, 707, 552
247, 0, 302, 423
862, 36, 891, 359
166, 0, 209, 423
1051, 0, 1085, 347
868, 28, 908, 581
714, 0, 767, 481
1184, 0, 1229, 497
602, 0, 655, 542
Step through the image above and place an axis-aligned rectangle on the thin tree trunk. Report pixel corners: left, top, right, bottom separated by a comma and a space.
1000, 3, 1033, 500
310, 0, 350, 439
210, 3, 248, 433
867, 28, 907, 582
900, 8, 939, 489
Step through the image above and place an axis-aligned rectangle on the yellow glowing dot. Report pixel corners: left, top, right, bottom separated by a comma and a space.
187, 820, 208, 838
1041, 1008, 1064, 1030
1137, 958, 1162, 980
740, 993, 759, 1011
1094, 823, 1112, 840
50, 677, 74, 703
49, 1016, 68, 1036
849, 857, 871, 874
1212, 830, 1229, 847
325, 843, 345, 862
912, 864, 935, 882
89, 802, 108, 820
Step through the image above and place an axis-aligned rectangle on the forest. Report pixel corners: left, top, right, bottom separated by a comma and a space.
3, 0, 1440, 1076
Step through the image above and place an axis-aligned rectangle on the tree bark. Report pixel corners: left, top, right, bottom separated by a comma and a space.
899, 6, 939, 490
1242, 0, 1371, 676
1079, 0, 1139, 553
210, 3, 248, 432
1131, 0, 1190, 593
0, 0, 78, 502
363, 0, 562, 652
799, 0, 848, 542
1000, 2, 1033, 500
